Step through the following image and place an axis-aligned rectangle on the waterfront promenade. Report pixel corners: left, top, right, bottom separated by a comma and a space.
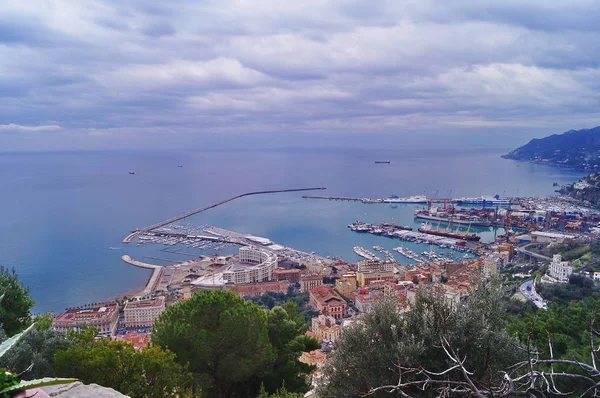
123, 187, 326, 243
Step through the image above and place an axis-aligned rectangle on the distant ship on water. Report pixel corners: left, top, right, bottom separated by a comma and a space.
374, 160, 391, 164
128, 171, 135, 175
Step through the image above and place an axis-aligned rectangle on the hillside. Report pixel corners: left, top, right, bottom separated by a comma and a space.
559, 172, 600, 207
502, 126, 600, 170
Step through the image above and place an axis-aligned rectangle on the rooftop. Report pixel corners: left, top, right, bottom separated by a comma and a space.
124, 296, 165, 310
54, 304, 118, 323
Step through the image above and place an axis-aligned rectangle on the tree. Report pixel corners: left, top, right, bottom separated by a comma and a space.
0, 324, 73, 379
152, 290, 273, 397
53, 338, 190, 398
260, 306, 319, 394
317, 281, 524, 397
0, 267, 34, 336
257, 383, 305, 398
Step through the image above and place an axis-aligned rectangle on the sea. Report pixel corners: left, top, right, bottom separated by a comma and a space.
0, 147, 587, 313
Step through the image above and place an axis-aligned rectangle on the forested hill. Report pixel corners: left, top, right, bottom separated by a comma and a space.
559, 173, 600, 208
502, 126, 600, 170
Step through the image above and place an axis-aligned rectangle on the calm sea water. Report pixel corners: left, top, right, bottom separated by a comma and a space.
0, 148, 586, 313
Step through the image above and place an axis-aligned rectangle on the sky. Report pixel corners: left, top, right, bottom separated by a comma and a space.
1, 0, 600, 151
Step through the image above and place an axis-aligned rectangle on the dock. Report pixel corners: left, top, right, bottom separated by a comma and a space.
303, 195, 455, 203
123, 187, 326, 243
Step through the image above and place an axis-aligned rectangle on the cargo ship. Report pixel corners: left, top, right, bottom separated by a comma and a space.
417, 223, 481, 241
383, 195, 428, 204
374, 160, 391, 164
414, 209, 491, 227
452, 195, 510, 206
348, 222, 371, 232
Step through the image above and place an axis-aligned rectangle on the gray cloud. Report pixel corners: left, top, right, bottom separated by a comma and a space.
0, 0, 599, 151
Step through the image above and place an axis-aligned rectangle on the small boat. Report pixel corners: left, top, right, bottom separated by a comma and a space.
128, 171, 135, 175
375, 160, 391, 164
177, 165, 183, 168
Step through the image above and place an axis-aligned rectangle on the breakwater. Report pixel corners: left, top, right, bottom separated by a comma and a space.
123, 187, 326, 243
121, 255, 163, 296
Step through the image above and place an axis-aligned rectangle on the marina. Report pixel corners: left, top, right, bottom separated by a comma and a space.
348, 221, 479, 253
372, 245, 396, 261
353, 246, 380, 261
393, 246, 426, 263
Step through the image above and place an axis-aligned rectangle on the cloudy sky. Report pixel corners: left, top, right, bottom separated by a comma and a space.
1, 0, 600, 151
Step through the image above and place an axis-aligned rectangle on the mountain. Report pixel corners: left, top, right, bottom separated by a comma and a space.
502, 126, 600, 170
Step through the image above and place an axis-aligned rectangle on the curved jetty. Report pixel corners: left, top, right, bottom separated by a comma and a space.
123, 187, 326, 244
121, 255, 162, 296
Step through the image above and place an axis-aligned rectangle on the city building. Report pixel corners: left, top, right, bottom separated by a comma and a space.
356, 271, 395, 287
124, 296, 166, 328
335, 273, 356, 297
231, 280, 290, 297
299, 349, 327, 368
223, 246, 278, 284
353, 289, 381, 312
272, 268, 301, 284
301, 274, 323, 292
311, 315, 342, 342
309, 286, 347, 319
357, 259, 395, 273
192, 246, 278, 289
482, 252, 509, 278
113, 331, 151, 349
52, 303, 119, 335
547, 254, 573, 283
497, 243, 515, 260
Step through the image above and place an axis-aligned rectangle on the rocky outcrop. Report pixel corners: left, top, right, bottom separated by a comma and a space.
42, 382, 129, 398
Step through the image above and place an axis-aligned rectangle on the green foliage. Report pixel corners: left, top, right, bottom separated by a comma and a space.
317, 280, 524, 397
260, 306, 319, 394
506, 297, 600, 394
0, 369, 19, 397
53, 338, 190, 398
152, 290, 273, 397
0, 326, 73, 379
561, 245, 590, 261
0, 267, 34, 337
257, 383, 305, 398
249, 291, 318, 324
537, 274, 596, 303
507, 298, 599, 361
0, 324, 35, 358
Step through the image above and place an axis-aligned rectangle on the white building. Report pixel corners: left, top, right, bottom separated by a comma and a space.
482, 252, 509, 278
191, 246, 278, 288
548, 254, 573, 283
124, 296, 166, 328
223, 246, 278, 284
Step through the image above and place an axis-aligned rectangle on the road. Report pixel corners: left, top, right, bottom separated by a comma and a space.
515, 244, 552, 261
519, 279, 547, 310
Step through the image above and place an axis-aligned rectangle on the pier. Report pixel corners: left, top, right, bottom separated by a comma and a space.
303, 195, 464, 203
123, 187, 326, 243
121, 255, 163, 296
